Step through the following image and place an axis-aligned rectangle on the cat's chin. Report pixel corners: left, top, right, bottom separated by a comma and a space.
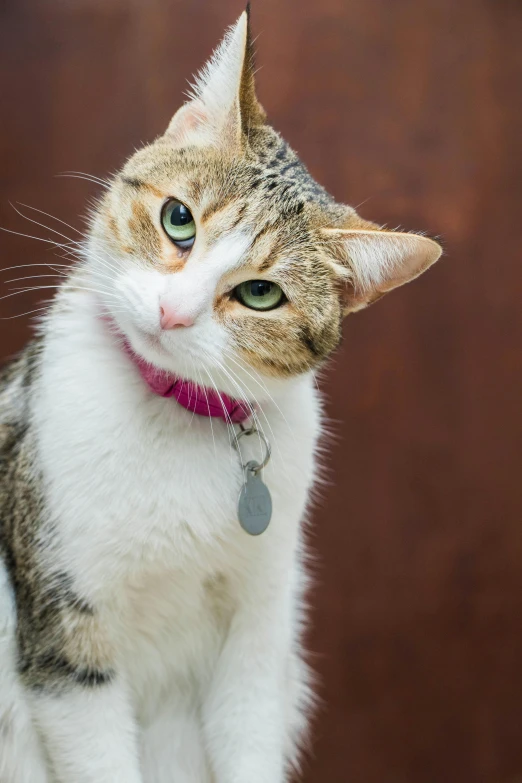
112, 319, 237, 398
103, 308, 286, 404
119, 322, 191, 378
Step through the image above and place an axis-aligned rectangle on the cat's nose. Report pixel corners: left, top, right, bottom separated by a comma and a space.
159, 298, 194, 330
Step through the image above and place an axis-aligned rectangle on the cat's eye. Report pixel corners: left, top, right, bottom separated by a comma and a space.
234, 280, 285, 311
161, 199, 196, 248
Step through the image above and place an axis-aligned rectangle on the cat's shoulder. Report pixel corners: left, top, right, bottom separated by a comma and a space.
0, 339, 41, 450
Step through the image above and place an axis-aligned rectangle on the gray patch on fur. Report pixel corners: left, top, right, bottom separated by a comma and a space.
0, 343, 111, 692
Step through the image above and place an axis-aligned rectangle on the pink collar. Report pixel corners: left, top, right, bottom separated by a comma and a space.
123, 341, 251, 423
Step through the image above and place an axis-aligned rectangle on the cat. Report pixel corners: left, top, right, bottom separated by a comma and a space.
0, 7, 441, 783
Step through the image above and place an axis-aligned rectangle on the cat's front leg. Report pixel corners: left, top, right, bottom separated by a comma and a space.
27, 676, 143, 783
203, 553, 300, 783
16, 588, 142, 783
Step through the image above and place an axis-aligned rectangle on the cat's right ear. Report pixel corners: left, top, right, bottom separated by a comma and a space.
164, 7, 265, 150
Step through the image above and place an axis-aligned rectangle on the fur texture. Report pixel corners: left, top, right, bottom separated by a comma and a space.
0, 9, 441, 783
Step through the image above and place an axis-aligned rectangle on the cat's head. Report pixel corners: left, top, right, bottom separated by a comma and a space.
88, 8, 441, 400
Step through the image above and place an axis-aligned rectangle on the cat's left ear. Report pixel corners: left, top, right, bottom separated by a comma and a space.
165, 6, 265, 149
322, 227, 442, 313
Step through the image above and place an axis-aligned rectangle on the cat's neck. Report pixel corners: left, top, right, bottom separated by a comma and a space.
35, 286, 314, 432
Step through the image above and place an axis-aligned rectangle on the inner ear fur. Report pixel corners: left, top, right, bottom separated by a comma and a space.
322, 227, 442, 313
165, 7, 265, 150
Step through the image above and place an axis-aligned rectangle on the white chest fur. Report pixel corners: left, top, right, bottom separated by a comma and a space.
31, 295, 321, 719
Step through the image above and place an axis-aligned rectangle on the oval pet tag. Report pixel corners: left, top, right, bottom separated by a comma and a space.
238, 460, 272, 536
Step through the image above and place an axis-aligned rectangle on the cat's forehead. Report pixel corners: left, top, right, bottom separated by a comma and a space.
247, 127, 335, 210
119, 126, 344, 233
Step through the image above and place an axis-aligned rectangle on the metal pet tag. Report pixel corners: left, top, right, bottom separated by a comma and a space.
238, 460, 272, 536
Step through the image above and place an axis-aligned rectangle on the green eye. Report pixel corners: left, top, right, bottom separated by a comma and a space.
234, 280, 285, 311
161, 199, 196, 248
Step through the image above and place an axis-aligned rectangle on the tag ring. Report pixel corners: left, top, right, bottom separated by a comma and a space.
233, 426, 271, 473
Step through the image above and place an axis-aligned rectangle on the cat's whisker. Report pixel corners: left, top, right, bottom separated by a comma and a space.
211, 353, 274, 433
53, 232, 130, 286
4, 274, 68, 284
55, 275, 126, 302
74, 289, 127, 303
220, 346, 291, 431
216, 361, 291, 479
86, 259, 123, 279
56, 171, 110, 189
195, 364, 217, 458
53, 244, 78, 254
71, 246, 126, 284
202, 352, 269, 446
201, 366, 238, 466
8, 215, 123, 286
202, 366, 235, 426
183, 357, 199, 435
209, 357, 286, 467
0, 286, 62, 303
15, 202, 87, 238
0, 225, 73, 249
1, 283, 125, 304
0, 306, 53, 320
0, 262, 72, 274
53, 251, 77, 263
85, 244, 127, 276
215, 366, 260, 432
65, 170, 110, 186
85, 261, 123, 287
8, 201, 79, 247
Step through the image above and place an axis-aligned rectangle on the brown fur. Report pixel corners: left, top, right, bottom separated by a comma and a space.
128, 200, 161, 261
98, 127, 351, 376
92, 10, 441, 380
0, 345, 113, 692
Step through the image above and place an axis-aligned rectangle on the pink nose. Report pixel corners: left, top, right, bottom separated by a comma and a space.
159, 299, 194, 330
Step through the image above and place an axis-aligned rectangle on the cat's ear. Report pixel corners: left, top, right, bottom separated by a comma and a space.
322, 228, 442, 313
165, 6, 265, 149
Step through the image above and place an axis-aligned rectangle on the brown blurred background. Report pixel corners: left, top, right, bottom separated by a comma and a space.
1, 0, 521, 781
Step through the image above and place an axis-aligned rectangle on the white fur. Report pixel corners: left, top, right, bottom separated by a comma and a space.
101, 230, 255, 387
0, 561, 50, 783
0, 12, 324, 778
167, 13, 249, 147
0, 233, 321, 781
188, 12, 248, 117
326, 228, 442, 294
